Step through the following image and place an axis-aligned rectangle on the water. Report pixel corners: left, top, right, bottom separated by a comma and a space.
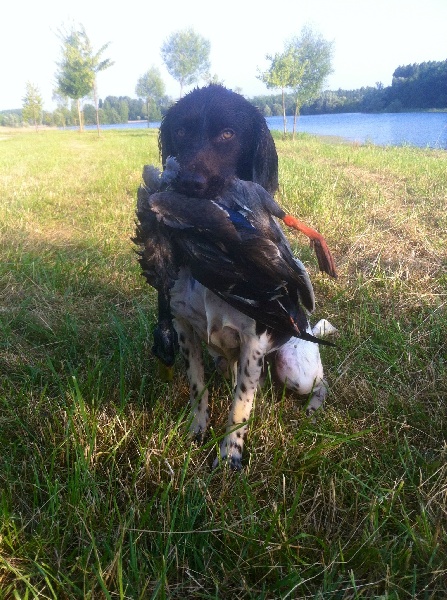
77, 112, 447, 149
266, 112, 447, 149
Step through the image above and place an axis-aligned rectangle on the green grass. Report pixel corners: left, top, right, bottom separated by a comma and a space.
0, 128, 446, 599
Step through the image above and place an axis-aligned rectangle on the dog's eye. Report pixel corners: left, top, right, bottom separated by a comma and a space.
175, 127, 186, 138
221, 129, 235, 141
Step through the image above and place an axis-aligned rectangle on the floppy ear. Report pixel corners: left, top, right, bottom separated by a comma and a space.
158, 111, 175, 166
252, 119, 279, 195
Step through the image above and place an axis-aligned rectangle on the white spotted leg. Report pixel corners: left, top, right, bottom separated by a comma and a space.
213, 332, 270, 470
173, 317, 210, 441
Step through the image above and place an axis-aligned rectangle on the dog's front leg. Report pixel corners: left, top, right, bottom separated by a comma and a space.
173, 318, 209, 442
214, 334, 269, 470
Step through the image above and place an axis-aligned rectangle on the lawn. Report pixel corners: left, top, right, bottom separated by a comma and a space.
0, 128, 446, 598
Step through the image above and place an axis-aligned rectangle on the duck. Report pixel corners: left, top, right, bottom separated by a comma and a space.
134, 160, 337, 356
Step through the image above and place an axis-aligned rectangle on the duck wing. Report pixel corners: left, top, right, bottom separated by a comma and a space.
220, 179, 337, 278
139, 189, 316, 340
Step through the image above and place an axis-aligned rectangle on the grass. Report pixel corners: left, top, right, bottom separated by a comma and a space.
0, 128, 446, 599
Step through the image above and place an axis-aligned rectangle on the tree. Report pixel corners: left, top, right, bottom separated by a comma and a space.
118, 99, 129, 123
52, 92, 72, 128
55, 24, 113, 133
391, 59, 447, 109
258, 49, 296, 136
203, 72, 225, 86
22, 82, 43, 131
55, 25, 94, 131
286, 26, 333, 136
83, 32, 114, 135
83, 103, 97, 124
161, 28, 210, 97
135, 67, 166, 126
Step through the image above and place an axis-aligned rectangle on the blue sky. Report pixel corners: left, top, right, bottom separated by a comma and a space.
2, 0, 447, 111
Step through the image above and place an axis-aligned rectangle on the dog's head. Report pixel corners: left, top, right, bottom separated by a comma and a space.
159, 84, 278, 198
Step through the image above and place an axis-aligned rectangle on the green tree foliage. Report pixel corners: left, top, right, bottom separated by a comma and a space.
83, 33, 114, 135
99, 96, 145, 123
161, 28, 210, 97
118, 99, 129, 123
83, 103, 97, 124
258, 49, 297, 136
203, 72, 225, 86
55, 25, 95, 131
52, 106, 72, 128
135, 67, 166, 125
55, 24, 113, 133
0, 109, 22, 127
51, 93, 72, 128
302, 85, 387, 114
4, 55, 447, 130
286, 26, 333, 136
22, 81, 43, 131
390, 61, 447, 109
258, 26, 333, 137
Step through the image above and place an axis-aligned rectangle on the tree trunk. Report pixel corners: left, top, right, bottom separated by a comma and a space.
33, 105, 39, 132
293, 102, 300, 140
281, 87, 287, 137
147, 100, 150, 127
94, 81, 100, 137
77, 99, 83, 132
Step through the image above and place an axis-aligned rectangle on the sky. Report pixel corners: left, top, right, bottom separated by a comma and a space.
2, 0, 447, 112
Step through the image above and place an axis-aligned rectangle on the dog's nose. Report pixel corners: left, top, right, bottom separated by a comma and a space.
176, 170, 208, 196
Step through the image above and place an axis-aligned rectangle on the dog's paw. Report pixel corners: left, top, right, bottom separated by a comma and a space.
191, 428, 209, 445
189, 404, 210, 443
212, 453, 243, 471
212, 438, 244, 471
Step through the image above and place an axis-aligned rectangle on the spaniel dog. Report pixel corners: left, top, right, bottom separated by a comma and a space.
136, 84, 333, 469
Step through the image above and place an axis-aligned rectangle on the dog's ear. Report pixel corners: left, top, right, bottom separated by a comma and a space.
252, 120, 279, 195
158, 112, 174, 166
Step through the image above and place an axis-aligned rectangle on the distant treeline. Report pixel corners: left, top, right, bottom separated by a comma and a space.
255, 59, 447, 116
2, 59, 446, 128
0, 96, 168, 128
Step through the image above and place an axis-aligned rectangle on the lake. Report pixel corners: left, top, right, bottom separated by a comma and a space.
266, 112, 447, 149
82, 112, 447, 149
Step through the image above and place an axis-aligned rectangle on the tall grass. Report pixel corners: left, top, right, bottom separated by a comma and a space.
0, 128, 446, 598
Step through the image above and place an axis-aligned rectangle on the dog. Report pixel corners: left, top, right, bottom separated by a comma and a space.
139, 84, 332, 469
158, 84, 279, 198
